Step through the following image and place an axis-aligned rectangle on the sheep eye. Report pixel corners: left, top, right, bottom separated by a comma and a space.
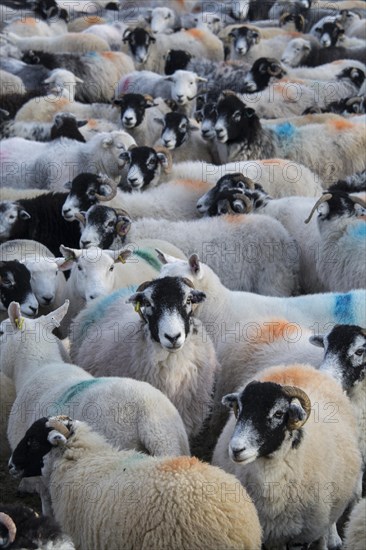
77, 265, 82, 271
9, 215, 15, 220
108, 221, 115, 227
89, 190, 96, 196
109, 265, 114, 272
165, 13, 171, 19
1, 279, 12, 287
355, 349, 364, 356
274, 411, 284, 419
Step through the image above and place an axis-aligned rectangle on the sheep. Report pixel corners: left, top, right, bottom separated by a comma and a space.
212, 363, 362, 548
287, 57, 366, 80
0, 54, 51, 92
78, 203, 301, 295
57, 242, 186, 336
2, 112, 87, 142
116, 70, 207, 116
311, 19, 366, 48
0, 69, 25, 96
82, 21, 127, 49
1, 30, 111, 54
343, 498, 366, 550
0, 239, 66, 313
281, 36, 366, 66
0, 504, 75, 549
70, 276, 218, 438
0, 371, 15, 460
154, 112, 216, 162
3, 15, 67, 37
118, 146, 173, 191
0, 195, 81, 257
8, 414, 262, 550
147, 6, 182, 34
22, 49, 135, 103
157, 252, 366, 437
213, 91, 366, 183
0, 260, 38, 320
304, 191, 366, 291
0, 131, 136, 189
1, 301, 190, 515
311, 324, 366, 469
122, 26, 224, 73
113, 93, 172, 146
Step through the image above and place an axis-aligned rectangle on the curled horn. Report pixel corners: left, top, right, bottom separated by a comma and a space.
345, 96, 363, 107
0, 512, 17, 545
46, 416, 72, 438
135, 280, 153, 293
74, 212, 86, 225
281, 385, 311, 429
95, 174, 118, 202
114, 208, 131, 236
241, 175, 255, 190
182, 277, 195, 289
221, 90, 238, 99
235, 193, 253, 213
268, 61, 283, 76
304, 193, 332, 224
154, 146, 173, 173
350, 196, 366, 208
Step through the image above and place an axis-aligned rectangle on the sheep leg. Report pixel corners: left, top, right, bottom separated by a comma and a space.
325, 524, 342, 550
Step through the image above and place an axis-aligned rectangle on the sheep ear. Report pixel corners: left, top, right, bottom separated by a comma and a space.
244, 107, 256, 118
77, 119, 88, 128
156, 151, 170, 169
102, 136, 113, 148
196, 76, 208, 83
188, 253, 200, 274
222, 393, 240, 415
155, 248, 180, 264
114, 249, 132, 264
164, 76, 174, 82
154, 117, 165, 126
18, 208, 31, 220
194, 110, 203, 122
8, 301, 23, 330
303, 40, 311, 51
252, 31, 260, 44
47, 430, 67, 446
309, 335, 325, 348
189, 289, 206, 304
58, 246, 80, 270
63, 181, 72, 190
43, 300, 69, 328
144, 94, 155, 107
188, 122, 200, 132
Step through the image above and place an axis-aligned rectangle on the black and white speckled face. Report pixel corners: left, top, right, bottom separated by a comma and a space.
160, 113, 190, 149
0, 202, 30, 240
62, 173, 111, 221
0, 261, 38, 316
120, 147, 168, 190
127, 276, 205, 351
223, 381, 306, 464
313, 325, 366, 390
123, 28, 155, 64
215, 95, 257, 143
196, 173, 256, 215
79, 205, 131, 249
316, 192, 366, 225
115, 93, 154, 129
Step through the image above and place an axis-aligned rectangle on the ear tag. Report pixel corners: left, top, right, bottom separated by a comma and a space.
15, 317, 25, 330
134, 301, 141, 313
118, 254, 126, 264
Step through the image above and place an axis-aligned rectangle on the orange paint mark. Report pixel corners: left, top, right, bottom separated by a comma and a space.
327, 118, 356, 131
258, 364, 320, 389
176, 178, 211, 191
185, 28, 205, 40
101, 51, 117, 60
158, 456, 202, 473
254, 319, 299, 345
85, 16, 104, 25
262, 158, 287, 166
17, 17, 37, 25
224, 214, 248, 224
86, 119, 97, 128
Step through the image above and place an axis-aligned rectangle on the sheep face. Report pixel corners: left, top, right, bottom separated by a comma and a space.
312, 192, 366, 229
165, 71, 206, 106
127, 276, 205, 350
197, 173, 254, 215
0, 261, 38, 316
230, 0, 250, 21
149, 7, 176, 35
164, 49, 192, 75
281, 38, 311, 67
158, 113, 197, 149
312, 325, 366, 391
79, 205, 131, 249
313, 21, 344, 48
196, 103, 217, 141
222, 381, 310, 465
119, 146, 170, 190
242, 58, 287, 93
123, 28, 156, 65
229, 26, 260, 57
0, 202, 30, 241
215, 95, 257, 143
114, 93, 155, 130
62, 173, 116, 221
20, 259, 63, 307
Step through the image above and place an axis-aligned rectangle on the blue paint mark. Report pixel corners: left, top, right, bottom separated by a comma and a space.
85, 51, 99, 58
57, 379, 102, 406
273, 122, 296, 143
134, 248, 162, 272
334, 293, 354, 324
348, 222, 366, 240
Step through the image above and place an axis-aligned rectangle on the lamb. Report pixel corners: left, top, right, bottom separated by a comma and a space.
212, 363, 362, 548
113, 93, 172, 147
0, 195, 81, 257
312, 324, 366, 468
281, 36, 366, 66
213, 91, 366, 183
304, 191, 366, 291
70, 276, 218, 438
78, 204, 301, 296
0, 31, 111, 54
0, 260, 38, 320
1, 300, 190, 513
0, 239, 66, 314
154, 112, 216, 162
0, 504, 75, 549
9, 414, 262, 550
122, 26, 224, 73
0, 131, 136, 189
343, 498, 366, 550
158, 252, 366, 436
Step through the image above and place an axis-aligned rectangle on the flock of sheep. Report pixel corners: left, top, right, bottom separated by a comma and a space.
0, 0, 365, 548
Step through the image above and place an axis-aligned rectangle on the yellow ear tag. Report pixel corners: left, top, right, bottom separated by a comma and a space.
134, 301, 141, 313
118, 254, 126, 264
15, 317, 25, 330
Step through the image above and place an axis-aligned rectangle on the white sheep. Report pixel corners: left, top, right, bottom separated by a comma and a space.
1, 31, 111, 54
287, 58, 366, 80
343, 498, 366, 550
212, 363, 362, 548
9, 415, 262, 550
147, 7, 182, 34
70, 276, 219, 438
304, 191, 366, 291
79, 204, 301, 296
158, 252, 366, 436
0, 131, 136, 189
0, 69, 25, 96
82, 21, 127, 49
0, 239, 66, 314
1, 301, 190, 509
0, 371, 16, 460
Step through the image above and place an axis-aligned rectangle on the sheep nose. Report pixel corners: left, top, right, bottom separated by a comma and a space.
232, 446, 246, 459
29, 305, 38, 314
164, 140, 173, 148
42, 296, 53, 305
89, 294, 96, 300
165, 332, 181, 345
63, 208, 70, 214
202, 129, 210, 137
81, 240, 91, 247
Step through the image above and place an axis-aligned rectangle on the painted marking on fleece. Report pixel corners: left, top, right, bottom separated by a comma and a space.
334, 293, 354, 324
273, 122, 296, 143
57, 379, 103, 407
348, 222, 366, 240
134, 248, 162, 272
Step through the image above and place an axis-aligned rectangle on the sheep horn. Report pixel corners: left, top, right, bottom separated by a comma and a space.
46, 417, 72, 438
0, 512, 16, 544
241, 175, 255, 190
235, 193, 253, 213
268, 62, 282, 76
281, 385, 311, 429
135, 280, 153, 292
74, 212, 86, 225
345, 96, 363, 107
95, 175, 118, 202
154, 146, 173, 173
350, 196, 366, 208
182, 277, 195, 289
304, 193, 332, 224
